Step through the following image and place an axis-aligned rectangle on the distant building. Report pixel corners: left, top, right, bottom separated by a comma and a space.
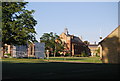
99, 26, 120, 63
88, 44, 100, 57
0, 43, 34, 57
0, 42, 45, 58
59, 28, 91, 56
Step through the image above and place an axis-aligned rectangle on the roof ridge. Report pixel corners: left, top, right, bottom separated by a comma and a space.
99, 25, 120, 44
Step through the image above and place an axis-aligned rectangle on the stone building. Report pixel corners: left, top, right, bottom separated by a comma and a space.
59, 28, 91, 56
88, 44, 99, 57
0, 42, 45, 58
99, 26, 120, 63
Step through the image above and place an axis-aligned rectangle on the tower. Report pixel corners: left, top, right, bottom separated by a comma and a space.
64, 28, 69, 35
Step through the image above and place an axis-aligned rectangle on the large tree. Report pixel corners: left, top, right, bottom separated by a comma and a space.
40, 32, 64, 57
2, 2, 37, 45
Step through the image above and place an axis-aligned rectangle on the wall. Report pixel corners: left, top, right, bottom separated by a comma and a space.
60, 33, 71, 55
118, 26, 120, 63
100, 27, 120, 63
88, 45, 98, 56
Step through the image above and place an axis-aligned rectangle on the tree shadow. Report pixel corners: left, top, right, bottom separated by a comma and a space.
2, 61, 120, 80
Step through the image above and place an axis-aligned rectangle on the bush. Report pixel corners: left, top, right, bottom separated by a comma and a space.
73, 54, 81, 57
81, 51, 88, 57
96, 53, 100, 57
56, 53, 61, 56
4, 53, 11, 56
65, 53, 71, 57
4, 53, 11, 58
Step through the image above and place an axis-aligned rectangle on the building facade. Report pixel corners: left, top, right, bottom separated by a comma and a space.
59, 28, 91, 56
1, 42, 45, 58
99, 26, 120, 63
88, 44, 100, 57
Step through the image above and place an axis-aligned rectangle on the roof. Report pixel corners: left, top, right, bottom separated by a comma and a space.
60, 32, 83, 44
88, 44, 98, 48
72, 36, 83, 43
99, 25, 120, 44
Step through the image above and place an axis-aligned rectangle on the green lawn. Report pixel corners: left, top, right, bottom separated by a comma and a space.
47, 57, 102, 63
2, 58, 47, 63
1, 57, 120, 80
2, 57, 102, 63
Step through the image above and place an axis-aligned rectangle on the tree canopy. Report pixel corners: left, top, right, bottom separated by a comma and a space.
40, 32, 64, 56
2, 2, 37, 45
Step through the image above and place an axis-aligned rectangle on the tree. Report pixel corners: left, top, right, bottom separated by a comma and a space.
40, 32, 54, 50
2, 2, 37, 45
83, 41, 90, 45
40, 32, 64, 57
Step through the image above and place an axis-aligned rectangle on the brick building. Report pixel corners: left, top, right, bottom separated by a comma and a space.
59, 28, 91, 56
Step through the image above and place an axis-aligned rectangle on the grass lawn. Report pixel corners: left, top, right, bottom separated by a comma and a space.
2, 58, 47, 63
2, 57, 102, 63
1, 57, 120, 80
47, 57, 102, 63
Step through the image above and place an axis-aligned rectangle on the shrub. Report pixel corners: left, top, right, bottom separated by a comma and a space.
4, 53, 11, 58
56, 53, 61, 56
65, 53, 71, 57
73, 54, 81, 57
4, 53, 11, 56
81, 51, 88, 57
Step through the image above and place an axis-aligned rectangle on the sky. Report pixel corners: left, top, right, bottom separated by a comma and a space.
26, 2, 118, 44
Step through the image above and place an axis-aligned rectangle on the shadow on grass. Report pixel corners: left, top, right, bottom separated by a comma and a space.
2, 61, 120, 80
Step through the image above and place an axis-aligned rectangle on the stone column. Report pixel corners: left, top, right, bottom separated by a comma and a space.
7, 45, 10, 54
72, 44, 74, 56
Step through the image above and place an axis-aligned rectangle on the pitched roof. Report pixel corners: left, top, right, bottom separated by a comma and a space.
72, 36, 83, 43
99, 25, 120, 44
60, 32, 83, 43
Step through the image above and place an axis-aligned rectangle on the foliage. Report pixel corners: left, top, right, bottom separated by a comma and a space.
81, 51, 89, 57
73, 54, 81, 57
4, 53, 11, 56
83, 41, 90, 45
65, 53, 71, 56
40, 32, 56, 50
2, 2, 37, 45
56, 53, 61, 56
94, 47, 100, 57
40, 32, 64, 57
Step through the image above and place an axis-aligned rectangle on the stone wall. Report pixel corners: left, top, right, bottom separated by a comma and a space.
100, 26, 120, 63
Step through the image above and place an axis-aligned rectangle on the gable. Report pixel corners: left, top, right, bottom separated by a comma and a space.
99, 26, 120, 44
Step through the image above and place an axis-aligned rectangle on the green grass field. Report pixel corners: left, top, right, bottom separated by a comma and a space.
47, 57, 102, 63
1, 57, 120, 80
2, 58, 47, 63
2, 57, 102, 63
